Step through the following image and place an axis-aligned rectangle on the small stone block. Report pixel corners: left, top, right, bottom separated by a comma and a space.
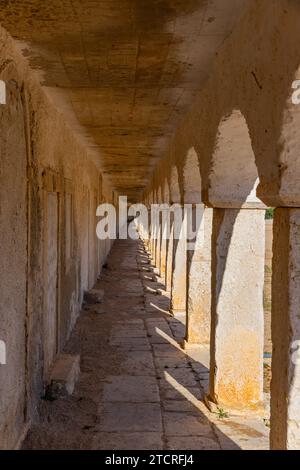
46, 354, 80, 399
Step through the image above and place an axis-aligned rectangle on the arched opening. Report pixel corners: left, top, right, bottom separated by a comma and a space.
207, 110, 268, 412
209, 111, 274, 403
208, 110, 261, 208
183, 148, 212, 348
168, 167, 187, 317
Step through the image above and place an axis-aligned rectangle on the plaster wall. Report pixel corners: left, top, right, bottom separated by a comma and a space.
0, 25, 113, 449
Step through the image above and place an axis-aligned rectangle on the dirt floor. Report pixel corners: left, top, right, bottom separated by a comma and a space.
23, 238, 269, 450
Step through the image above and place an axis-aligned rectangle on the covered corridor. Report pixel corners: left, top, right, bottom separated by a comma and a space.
1, 0, 300, 451
23, 238, 268, 450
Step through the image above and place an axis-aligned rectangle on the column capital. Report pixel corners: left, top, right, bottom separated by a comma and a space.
256, 182, 300, 208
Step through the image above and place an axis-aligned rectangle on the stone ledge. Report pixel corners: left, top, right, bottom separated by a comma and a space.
46, 354, 80, 400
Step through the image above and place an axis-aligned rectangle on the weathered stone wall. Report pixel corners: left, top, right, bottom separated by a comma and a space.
0, 25, 113, 449
0, 74, 28, 451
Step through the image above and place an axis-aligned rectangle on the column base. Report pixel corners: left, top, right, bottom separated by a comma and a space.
182, 339, 208, 351
203, 394, 266, 418
183, 340, 200, 351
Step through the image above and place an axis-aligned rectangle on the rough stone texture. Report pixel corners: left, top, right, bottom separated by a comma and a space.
0, 74, 27, 450
0, 23, 113, 449
209, 209, 265, 411
270, 209, 300, 450
46, 354, 80, 398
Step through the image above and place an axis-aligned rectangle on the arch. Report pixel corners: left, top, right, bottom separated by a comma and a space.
183, 147, 202, 204
208, 110, 262, 208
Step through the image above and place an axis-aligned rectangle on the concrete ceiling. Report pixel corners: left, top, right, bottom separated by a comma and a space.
0, 0, 247, 201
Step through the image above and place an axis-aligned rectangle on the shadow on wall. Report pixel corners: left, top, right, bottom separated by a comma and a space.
205, 110, 266, 410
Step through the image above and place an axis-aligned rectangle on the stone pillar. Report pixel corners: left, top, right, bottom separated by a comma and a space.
143, 209, 151, 249
150, 208, 157, 261
209, 208, 265, 411
153, 207, 161, 269
185, 207, 213, 345
270, 208, 300, 449
155, 216, 161, 272
160, 208, 169, 283
171, 209, 187, 314
165, 220, 174, 292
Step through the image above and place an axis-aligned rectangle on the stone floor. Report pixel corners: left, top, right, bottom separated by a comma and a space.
23, 238, 269, 450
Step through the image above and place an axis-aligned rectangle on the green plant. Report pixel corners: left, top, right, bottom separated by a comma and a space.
263, 418, 270, 428
264, 265, 272, 274
265, 208, 274, 220
216, 407, 229, 419
263, 292, 272, 311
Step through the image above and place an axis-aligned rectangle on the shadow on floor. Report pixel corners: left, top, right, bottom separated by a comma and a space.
136, 241, 269, 450
23, 238, 268, 450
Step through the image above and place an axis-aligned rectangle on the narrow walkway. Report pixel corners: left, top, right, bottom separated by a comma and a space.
24, 239, 269, 450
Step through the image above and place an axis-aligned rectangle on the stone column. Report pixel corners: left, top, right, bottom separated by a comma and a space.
165, 219, 174, 292
209, 208, 265, 411
143, 209, 151, 249
150, 207, 157, 262
155, 215, 161, 273
171, 208, 187, 314
185, 207, 213, 345
270, 209, 300, 449
160, 208, 169, 283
